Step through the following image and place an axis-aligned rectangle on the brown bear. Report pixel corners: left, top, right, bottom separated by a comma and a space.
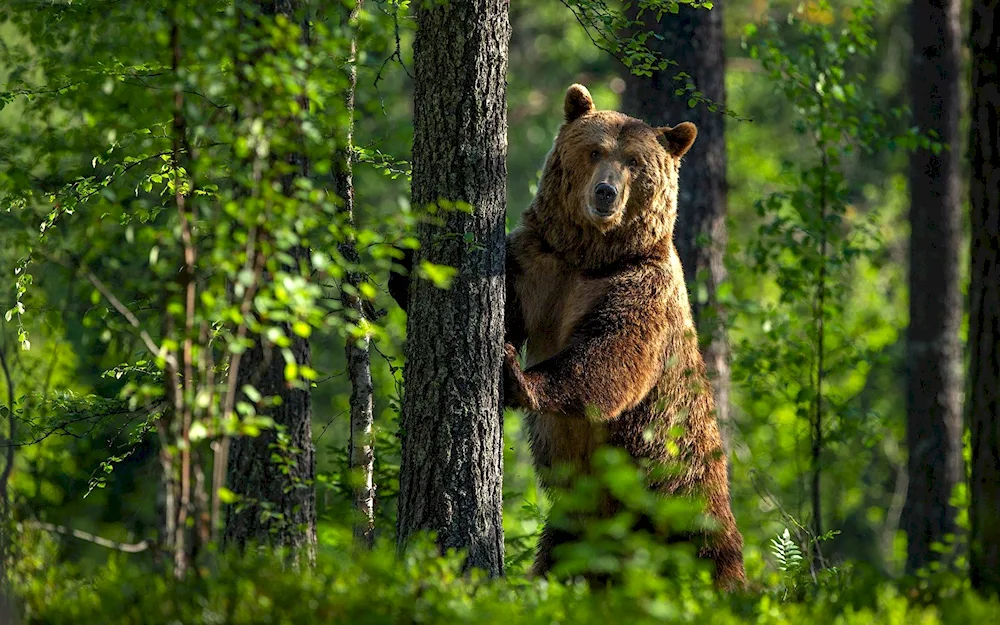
500, 84, 744, 587
389, 84, 745, 588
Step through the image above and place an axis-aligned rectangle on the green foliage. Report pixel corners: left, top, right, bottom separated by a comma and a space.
0, 0, 425, 571
10, 528, 1000, 624
728, 0, 920, 575
542, 446, 708, 582
560, 0, 741, 117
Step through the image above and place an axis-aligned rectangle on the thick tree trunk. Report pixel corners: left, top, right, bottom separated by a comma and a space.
395, 0, 509, 577
621, 3, 731, 452
223, 0, 316, 557
902, 0, 963, 574
968, 0, 1000, 595
335, 0, 376, 549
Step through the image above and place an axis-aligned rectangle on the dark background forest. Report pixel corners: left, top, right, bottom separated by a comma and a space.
0, 0, 998, 622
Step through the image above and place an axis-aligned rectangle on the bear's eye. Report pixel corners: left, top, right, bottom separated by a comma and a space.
628, 157, 640, 168
590, 150, 601, 161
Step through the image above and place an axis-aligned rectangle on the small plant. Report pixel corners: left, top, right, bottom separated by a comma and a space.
770, 527, 807, 600
771, 528, 804, 576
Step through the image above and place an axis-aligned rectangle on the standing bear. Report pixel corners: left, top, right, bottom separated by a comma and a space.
501, 85, 744, 587
389, 84, 745, 588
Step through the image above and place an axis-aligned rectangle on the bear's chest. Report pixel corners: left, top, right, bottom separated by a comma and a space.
515, 254, 608, 368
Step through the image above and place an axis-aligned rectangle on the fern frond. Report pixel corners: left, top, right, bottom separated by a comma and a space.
770, 528, 803, 573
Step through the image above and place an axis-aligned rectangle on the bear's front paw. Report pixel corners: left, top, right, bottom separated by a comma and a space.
503, 343, 537, 410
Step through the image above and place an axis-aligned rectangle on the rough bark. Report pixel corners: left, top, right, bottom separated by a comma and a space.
969, 0, 1000, 595
335, 0, 376, 550
395, 0, 509, 577
224, 334, 316, 554
223, 0, 316, 557
902, 0, 963, 574
621, 3, 732, 452
346, 328, 375, 548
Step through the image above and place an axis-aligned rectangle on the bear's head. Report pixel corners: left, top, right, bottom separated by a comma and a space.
527, 84, 697, 267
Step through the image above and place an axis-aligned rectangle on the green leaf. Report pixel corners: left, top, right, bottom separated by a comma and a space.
217, 487, 239, 504
418, 260, 458, 290
292, 321, 312, 338
243, 384, 262, 403
189, 422, 208, 442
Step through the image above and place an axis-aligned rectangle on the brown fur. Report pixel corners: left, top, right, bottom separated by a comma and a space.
503, 84, 745, 588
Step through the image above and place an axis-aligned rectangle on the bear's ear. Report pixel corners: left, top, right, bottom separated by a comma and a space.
656, 122, 698, 157
564, 84, 595, 122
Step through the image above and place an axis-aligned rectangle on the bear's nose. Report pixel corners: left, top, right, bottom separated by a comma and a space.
594, 183, 617, 213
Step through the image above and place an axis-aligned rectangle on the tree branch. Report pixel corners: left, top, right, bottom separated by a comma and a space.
80, 266, 168, 364
27, 521, 151, 553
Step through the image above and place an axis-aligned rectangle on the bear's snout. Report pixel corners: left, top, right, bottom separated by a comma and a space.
593, 183, 618, 215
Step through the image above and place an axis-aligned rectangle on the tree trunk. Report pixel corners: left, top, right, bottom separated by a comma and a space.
395, 0, 509, 577
902, 0, 963, 574
968, 0, 1000, 595
225, 335, 316, 554
621, 3, 732, 453
223, 0, 316, 557
346, 329, 375, 549
335, 0, 376, 549
0, 345, 15, 622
